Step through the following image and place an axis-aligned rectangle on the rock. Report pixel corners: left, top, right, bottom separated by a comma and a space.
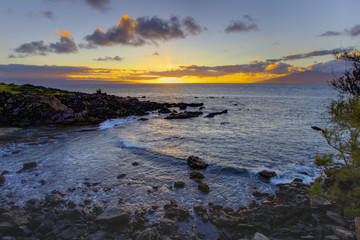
258, 170, 277, 180
174, 181, 185, 188
253, 232, 270, 240
197, 182, 210, 193
331, 226, 354, 240
311, 126, 324, 132
138, 118, 148, 121
158, 108, 171, 114
190, 172, 205, 179
0, 175, 5, 185
164, 206, 190, 221
136, 227, 158, 240
45, 193, 65, 205
1, 170, 10, 175
58, 225, 87, 240
326, 211, 346, 226
205, 109, 228, 118
165, 111, 203, 119
117, 174, 126, 179
94, 208, 131, 225
132, 162, 139, 166
160, 218, 178, 233
16, 161, 37, 173
187, 156, 209, 169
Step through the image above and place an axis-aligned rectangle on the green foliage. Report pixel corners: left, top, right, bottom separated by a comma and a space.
311, 50, 360, 217
0, 82, 70, 96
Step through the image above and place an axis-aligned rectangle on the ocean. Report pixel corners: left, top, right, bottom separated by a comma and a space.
0, 83, 335, 216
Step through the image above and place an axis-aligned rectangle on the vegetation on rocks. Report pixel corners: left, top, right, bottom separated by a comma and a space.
310, 50, 360, 217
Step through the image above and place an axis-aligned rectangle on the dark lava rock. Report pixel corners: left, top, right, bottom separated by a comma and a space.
165, 111, 203, 119
132, 162, 139, 166
164, 206, 190, 221
117, 174, 126, 179
0, 175, 5, 185
158, 107, 172, 114
205, 109, 228, 118
187, 155, 209, 169
138, 118, 148, 121
16, 161, 37, 173
174, 181, 185, 188
198, 181, 210, 193
94, 208, 131, 225
311, 126, 324, 132
190, 172, 205, 179
160, 218, 178, 233
258, 170, 277, 180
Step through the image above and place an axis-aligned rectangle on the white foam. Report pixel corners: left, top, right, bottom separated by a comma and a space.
98, 117, 134, 130
121, 139, 149, 148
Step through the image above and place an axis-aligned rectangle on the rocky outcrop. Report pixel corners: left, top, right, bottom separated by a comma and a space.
16, 162, 37, 173
187, 155, 209, 169
164, 111, 203, 119
205, 109, 228, 118
258, 170, 277, 180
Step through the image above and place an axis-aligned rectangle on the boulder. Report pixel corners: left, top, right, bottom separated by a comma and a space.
198, 182, 210, 193
187, 156, 209, 169
174, 181, 185, 188
205, 109, 228, 118
160, 218, 178, 233
190, 172, 205, 179
16, 162, 37, 173
94, 208, 131, 225
258, 170, 277, 180
164, 206, 190, 221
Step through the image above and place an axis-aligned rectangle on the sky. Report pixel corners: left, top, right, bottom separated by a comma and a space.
1, 0, 360, 84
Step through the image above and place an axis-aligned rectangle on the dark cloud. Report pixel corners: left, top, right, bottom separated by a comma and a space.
319, 30, 341, 37
182, 16, 203, 35
93, 56, 124, 61
346, 24, 360, 37
11, 31, 78, 57
225, 15, 258, 33
6, 8, 14, 14
41, 10, 56, 19
84, 0, 110, 11
83, 15, 205, 48
153, 52, 159, 56
14, 41, 49, 56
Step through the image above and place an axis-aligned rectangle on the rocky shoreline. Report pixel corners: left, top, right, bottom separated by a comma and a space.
0, 179, 357, 240
0, 83, 203, 127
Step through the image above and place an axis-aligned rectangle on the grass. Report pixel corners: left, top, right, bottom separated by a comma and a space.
0, 83, 71, 96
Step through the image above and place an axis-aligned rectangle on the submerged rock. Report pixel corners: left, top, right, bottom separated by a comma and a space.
198, 181, 210, 193
205, 109, 228, 118
187, 156, 209, 169
165, 111, 203, 119
174, 181, 185, 188
0, 175, 5, 185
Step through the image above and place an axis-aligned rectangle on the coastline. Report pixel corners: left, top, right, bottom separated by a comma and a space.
0, 83, 357, 239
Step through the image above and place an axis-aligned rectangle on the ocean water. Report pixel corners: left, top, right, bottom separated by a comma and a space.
0, 83, 335, 214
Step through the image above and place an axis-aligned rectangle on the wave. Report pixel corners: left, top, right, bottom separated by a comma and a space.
120, 139, 149, 149
98, 117, 135, 130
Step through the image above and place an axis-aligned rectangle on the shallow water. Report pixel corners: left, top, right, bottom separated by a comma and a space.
0, 83, 335, 213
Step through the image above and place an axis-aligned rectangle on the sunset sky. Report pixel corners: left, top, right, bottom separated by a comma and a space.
1, 0, 360, 84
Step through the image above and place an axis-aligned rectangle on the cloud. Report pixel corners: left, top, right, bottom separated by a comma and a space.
50, 31, 78, 53
345, 24, 360, 37
11, 31, 78, 57
93, 56, 124, 61
84, 0, 110, 11
319, 24, 360, 37
153, 52, 159, 56
41, 10, 56, 19
308, 59, 349, 73
6, 8, 14, 14
319, 30, 341, 37
83, 14, 205, 48
225, 15, 258, 33
182, 16, 204, 35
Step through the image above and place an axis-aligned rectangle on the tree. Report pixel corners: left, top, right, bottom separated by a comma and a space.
310, 50, 360, 217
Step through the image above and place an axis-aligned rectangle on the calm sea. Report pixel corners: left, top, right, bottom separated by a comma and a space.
0, 83, 335, 213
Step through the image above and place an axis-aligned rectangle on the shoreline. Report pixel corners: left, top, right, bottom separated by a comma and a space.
0, 179, 356, 239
